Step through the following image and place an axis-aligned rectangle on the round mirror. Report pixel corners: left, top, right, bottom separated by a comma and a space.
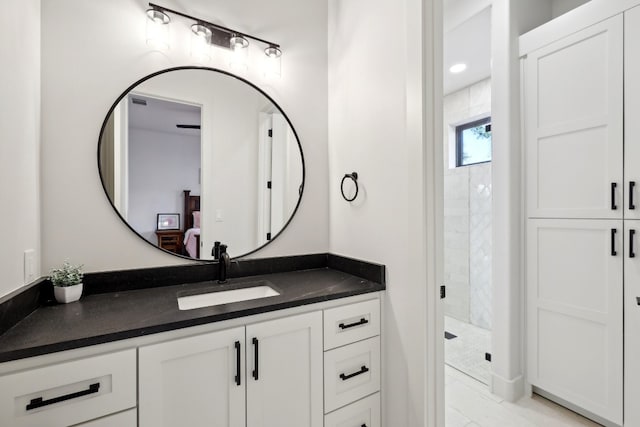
98, 67, 304, 259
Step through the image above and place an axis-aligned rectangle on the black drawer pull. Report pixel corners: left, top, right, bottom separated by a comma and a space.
252, 337, 259, 381
631, 230, 637, 258
362, 425, 367, 427
612, 182, 618, 210
612, 228, 618, 256
631, 181, 637, 210
339, 318, 369, 330
235, 341, 241, 386
339, 365, 369, 381
637, 297, 640, 306
26, 382, 100, 410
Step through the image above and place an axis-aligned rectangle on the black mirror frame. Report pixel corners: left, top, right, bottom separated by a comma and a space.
97, 66, 305, 261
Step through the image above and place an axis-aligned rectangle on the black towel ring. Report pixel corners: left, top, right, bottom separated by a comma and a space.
341, 172, 359, 202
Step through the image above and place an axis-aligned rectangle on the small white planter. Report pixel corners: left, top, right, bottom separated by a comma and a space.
54, 283, 83, 303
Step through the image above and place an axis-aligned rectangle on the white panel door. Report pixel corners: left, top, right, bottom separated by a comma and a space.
139, 327, 246, 427
524, 15, 623, 219
527, 219, 623, 424
625, 7, 640, 220
246, 311, 323, 427
625, 220, 640, 426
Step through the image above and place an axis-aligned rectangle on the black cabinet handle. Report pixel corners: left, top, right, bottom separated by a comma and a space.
252, 337, 259, 380
631, 182, 637, 210
361, 425, 367, 427
612, 228, 618, 256
26, 382, 100, 410
235, 341, 241, 386
631, 230, 637, 258
612, 183, 618, 210
339, 365, 369, 381
339, 318, 369, 330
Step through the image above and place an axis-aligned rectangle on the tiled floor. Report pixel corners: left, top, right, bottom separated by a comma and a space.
445, 365, 601, 427
445, 316, 491, 384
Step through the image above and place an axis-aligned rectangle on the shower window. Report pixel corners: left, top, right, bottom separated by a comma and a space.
456, 117, 492, 167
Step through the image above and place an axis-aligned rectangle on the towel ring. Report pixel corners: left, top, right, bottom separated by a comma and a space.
341, 172, 359, 202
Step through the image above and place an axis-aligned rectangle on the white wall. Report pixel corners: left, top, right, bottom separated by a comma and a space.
128, 128, 201, 243
328, 0, 434, 425
0, 0, 41, 297
40, 0, 328, 274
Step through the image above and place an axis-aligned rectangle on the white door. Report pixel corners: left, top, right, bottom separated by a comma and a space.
625, 220, 640, 425
139, 327, 246, 427
246, 311, 323, 427
527, 219, 623, 424
626, 6, 640, 220
524, 15, 623, 219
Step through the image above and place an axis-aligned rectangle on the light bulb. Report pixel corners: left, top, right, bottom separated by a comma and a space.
263, 46, 282, 78
229, 34, 249, 71
191, 24, 212, 62
146, 9, 170, 51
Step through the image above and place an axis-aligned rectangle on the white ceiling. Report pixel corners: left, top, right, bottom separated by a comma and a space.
128, 95, 201, 137
443, 0, 492, 95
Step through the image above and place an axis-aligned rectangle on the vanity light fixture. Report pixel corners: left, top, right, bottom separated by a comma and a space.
146, 3, 283, 75
146, 8, 171, 51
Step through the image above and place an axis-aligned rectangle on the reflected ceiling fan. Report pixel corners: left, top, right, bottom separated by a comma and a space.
176, 124, 201, 129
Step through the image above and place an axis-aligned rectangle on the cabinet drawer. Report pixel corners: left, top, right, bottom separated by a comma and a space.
324, 337, 380, 413
325, 393, 380, 427
324, 299, 380, 350
0, 349, 136, 427
77, 408, 137, 426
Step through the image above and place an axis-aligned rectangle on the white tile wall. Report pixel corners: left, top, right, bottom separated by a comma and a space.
443, 78, 492, 330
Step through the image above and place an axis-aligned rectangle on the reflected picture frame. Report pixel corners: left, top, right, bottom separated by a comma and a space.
157, 213, 180, 230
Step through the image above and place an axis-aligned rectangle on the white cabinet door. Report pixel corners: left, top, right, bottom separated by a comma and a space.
625, 220, 640, 426
524, 15, 623, 219
625, 7, 640, 219
139, 327, 246, 427
246, 311, 323, 427
527, 219, 623, 424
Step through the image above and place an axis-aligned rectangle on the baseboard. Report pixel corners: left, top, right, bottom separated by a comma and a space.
490, 372, 525, 402
533, 386, 621, 427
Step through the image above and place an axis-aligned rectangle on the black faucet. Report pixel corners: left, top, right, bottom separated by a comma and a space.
218, 244, 230, 284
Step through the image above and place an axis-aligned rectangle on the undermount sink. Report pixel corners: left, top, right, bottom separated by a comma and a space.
178, 282, 280, 311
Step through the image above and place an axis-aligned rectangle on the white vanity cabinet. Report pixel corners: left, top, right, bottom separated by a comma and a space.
138, 311, 323, 427
0, 293, 382, 427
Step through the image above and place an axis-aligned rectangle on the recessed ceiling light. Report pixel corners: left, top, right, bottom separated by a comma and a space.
449, 63, 467, 74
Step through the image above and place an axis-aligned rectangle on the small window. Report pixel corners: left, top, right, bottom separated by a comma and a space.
456, 117, 492, 167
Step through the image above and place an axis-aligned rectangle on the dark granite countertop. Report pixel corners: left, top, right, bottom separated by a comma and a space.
0, 266, 384, 363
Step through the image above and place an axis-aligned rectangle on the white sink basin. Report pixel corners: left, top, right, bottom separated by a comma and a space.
178, 285, 280, 310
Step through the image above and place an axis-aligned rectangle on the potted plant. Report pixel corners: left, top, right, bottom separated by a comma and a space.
50, 260, 84, 303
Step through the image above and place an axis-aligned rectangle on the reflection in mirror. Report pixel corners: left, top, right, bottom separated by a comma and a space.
99, 68, 304, 259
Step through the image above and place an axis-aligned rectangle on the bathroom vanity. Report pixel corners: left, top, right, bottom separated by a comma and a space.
0, 254, 385, 427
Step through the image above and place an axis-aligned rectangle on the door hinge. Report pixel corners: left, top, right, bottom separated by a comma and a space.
485, 352, 492, 362
268, 129, 273, 138
267, 181, 272, 189
440, 285, 446, 299
266, 233, 272, 241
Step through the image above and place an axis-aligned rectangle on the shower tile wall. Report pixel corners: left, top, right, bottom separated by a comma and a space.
443, 78, 492, 330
